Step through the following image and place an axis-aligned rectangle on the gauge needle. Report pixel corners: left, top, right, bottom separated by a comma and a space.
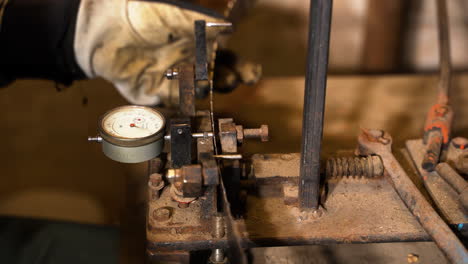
130, 124, 149, 133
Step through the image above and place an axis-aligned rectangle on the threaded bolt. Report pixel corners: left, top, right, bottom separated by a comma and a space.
326, 156, 383, 178
243, 125, 269, 142
212, 214, 225, 239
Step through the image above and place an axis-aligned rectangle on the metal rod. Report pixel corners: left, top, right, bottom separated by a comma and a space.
381, 153, 468, 263
436, 0, 451, 105
165, 132, 214, 141
206, 22, 233, 28
421, 0, 453, 171
213, 154, 243, 160
358, 131, 468, 264
87, 136, 102, 143
299, 0, 333, 209
436, 163, 467, 194
382, 153, 467, 263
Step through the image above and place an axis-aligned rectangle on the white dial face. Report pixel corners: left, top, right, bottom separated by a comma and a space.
101, 106, 164, 139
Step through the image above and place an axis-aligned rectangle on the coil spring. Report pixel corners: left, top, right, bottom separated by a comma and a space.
326, 156, 383, 178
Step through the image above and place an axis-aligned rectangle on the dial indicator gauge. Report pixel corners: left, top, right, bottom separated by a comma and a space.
98, 105, 165, 147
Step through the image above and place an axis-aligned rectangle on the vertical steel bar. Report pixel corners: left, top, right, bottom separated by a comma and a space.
299, 0, 333, 209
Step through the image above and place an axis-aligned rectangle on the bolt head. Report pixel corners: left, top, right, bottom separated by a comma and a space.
150, 173, 163, 185
235, 125, 244, 144
260, 125, 269, 142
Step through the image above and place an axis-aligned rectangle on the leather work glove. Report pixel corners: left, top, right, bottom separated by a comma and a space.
0, 0, 228, 105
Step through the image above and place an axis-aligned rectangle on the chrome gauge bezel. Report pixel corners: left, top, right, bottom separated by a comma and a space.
98, 105, 166, 147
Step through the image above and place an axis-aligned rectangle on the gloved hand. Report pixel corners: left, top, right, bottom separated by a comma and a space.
0, 0, 227, 105
75, 0, 227, 105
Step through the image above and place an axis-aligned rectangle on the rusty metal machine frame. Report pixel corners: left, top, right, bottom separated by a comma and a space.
144, 0, 468, 263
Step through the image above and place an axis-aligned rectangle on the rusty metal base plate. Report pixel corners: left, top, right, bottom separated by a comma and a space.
243, 177, 429, 247
147, 153, 441, 251
147, 186, 223, 250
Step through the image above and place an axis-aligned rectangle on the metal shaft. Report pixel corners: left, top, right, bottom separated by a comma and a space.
436, 0, 451, 105
421, 0, 453, 171
165, 132, 214, 140
299, 0, 333, 209
436, 163, 467, 194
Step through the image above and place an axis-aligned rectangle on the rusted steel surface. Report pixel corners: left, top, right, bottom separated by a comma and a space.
178, 64, 196, 117
181, 165, 203, 197
147, 152, 448, 251
149, 173, 164, 201
218, 118, 238, 154
251, 153, 301, 184
245, 178, 429, 246
359, 131, 467, 264
406, 139, 467, 225
148, 176, 433, 251
147, 186, 214, 243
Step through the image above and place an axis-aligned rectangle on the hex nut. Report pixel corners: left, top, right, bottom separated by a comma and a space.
182, 165, 203, 197
149, 173, 163, 188
166, 169, 181, 183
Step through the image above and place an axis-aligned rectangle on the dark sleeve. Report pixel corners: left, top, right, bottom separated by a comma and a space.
0, 216, 119, 264
0, 0, 86, 87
